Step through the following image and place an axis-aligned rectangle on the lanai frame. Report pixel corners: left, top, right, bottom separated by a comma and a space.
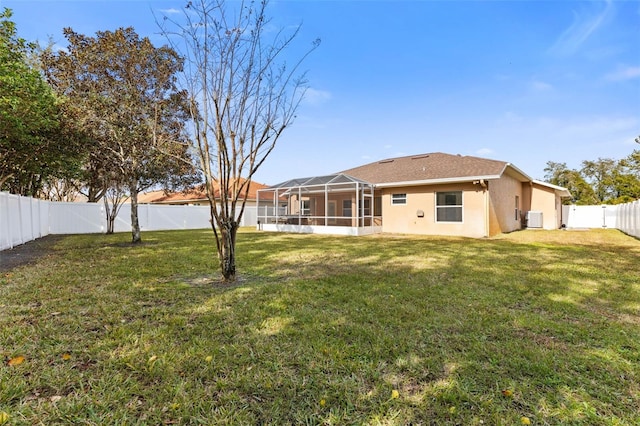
256, 174, 381, 236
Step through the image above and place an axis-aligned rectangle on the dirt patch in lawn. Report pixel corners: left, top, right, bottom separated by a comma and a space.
0, 235, 67, 273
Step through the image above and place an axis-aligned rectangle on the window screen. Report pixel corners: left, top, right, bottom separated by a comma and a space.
436, 191, 462, 222
342, 199, 352, 217
391, 193, 407, 205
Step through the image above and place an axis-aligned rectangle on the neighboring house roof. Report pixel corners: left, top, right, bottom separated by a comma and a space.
138, 179, 270, 204
340, 152, 530, 187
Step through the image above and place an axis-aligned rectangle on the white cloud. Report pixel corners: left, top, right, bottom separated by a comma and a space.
476, 148, 493, 156
548, 0, 613, 56
530, 80, 553, 92
383, 144, 393, 149
159, 8, 181, 15
605, 65, 640, 81
301, 88, 331, 106
557, 116, 638, 138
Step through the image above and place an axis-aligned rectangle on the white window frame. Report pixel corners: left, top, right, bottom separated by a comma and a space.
435, 191, 463, 223
391, 193, 407, 205
300, 199, 310, 216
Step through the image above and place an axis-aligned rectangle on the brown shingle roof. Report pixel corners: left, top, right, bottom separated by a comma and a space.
340, 152, 513, 185
138, 179, 270, 204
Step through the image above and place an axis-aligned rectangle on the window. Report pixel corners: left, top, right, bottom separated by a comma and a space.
300, 200, 310, 215
515, 196, 519, 221
391, 193, 407, 205
436, 191, 462, 222
342, 199, 352, 217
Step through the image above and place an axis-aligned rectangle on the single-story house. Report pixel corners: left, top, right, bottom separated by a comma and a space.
256, 152, 571, 238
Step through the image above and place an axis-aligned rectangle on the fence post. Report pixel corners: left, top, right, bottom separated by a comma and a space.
17, 194, 24, 246
0, 192, 10, 250
32, 197, 39, 239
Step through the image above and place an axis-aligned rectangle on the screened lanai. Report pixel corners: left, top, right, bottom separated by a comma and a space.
256, 174, 382, 236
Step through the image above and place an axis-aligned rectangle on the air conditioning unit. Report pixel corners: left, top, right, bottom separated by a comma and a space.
526, 211, 543, 228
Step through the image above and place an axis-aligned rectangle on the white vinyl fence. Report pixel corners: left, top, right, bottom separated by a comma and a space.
615, 200, 640, 239
0, 192, 50, 251
1, 192, 257, 251
3, 191, 640, 251
562, 205, 618, 229
562, 202, 640, 239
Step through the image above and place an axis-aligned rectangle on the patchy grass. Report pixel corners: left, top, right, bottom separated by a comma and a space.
1, 228, 639, 425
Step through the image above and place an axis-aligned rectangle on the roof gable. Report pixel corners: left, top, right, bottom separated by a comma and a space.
340, 152, 512, 185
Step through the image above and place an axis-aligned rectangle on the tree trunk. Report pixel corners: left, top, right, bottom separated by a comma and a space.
219, 220, 238, 281
87, 185, 102, 203
130, 187, 141, 244
106, 215, 115, 234
104, 197, 115, 234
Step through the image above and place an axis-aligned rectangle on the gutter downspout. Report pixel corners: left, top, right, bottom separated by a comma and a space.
485, 186, 489, 237
479, 179, 489, 238
474, 179, 489, 237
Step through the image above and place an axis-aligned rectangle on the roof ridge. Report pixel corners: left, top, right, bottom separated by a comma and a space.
342, 151, 509, 171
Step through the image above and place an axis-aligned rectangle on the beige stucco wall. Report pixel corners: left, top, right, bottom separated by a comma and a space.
309, 193, 355, 225
487, 174, 524, 236
380, 183, 488, 238
287, 193, 373, 226
521, 184, 532, 212
530, 184, 562, 229
288, 194, 300, 214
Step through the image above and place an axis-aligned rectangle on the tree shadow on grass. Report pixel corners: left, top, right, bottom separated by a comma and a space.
0, 235, 68, 273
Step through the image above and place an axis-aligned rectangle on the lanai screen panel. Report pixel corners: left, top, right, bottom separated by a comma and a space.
256, 174, 376, 227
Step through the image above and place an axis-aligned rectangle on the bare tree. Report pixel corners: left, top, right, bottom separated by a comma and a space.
40, 178, 82, 202
160, 0, 319, 281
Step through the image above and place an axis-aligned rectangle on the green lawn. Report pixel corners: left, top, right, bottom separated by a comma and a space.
1, 228, 639, 425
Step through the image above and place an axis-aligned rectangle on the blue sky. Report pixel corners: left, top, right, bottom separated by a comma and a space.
3, 0, 639, 185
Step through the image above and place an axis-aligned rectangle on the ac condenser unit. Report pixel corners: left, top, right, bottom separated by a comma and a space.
526, 211, 543, 228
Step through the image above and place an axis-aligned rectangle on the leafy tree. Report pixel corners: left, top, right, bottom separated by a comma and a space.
580, 158, 618, 204
544, 161, 598, 205
614, 149, 640, 203
0, 8, 80, 195
42, 27, 198, 242
160, 0, 319, 281
546, 138, 640, 205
